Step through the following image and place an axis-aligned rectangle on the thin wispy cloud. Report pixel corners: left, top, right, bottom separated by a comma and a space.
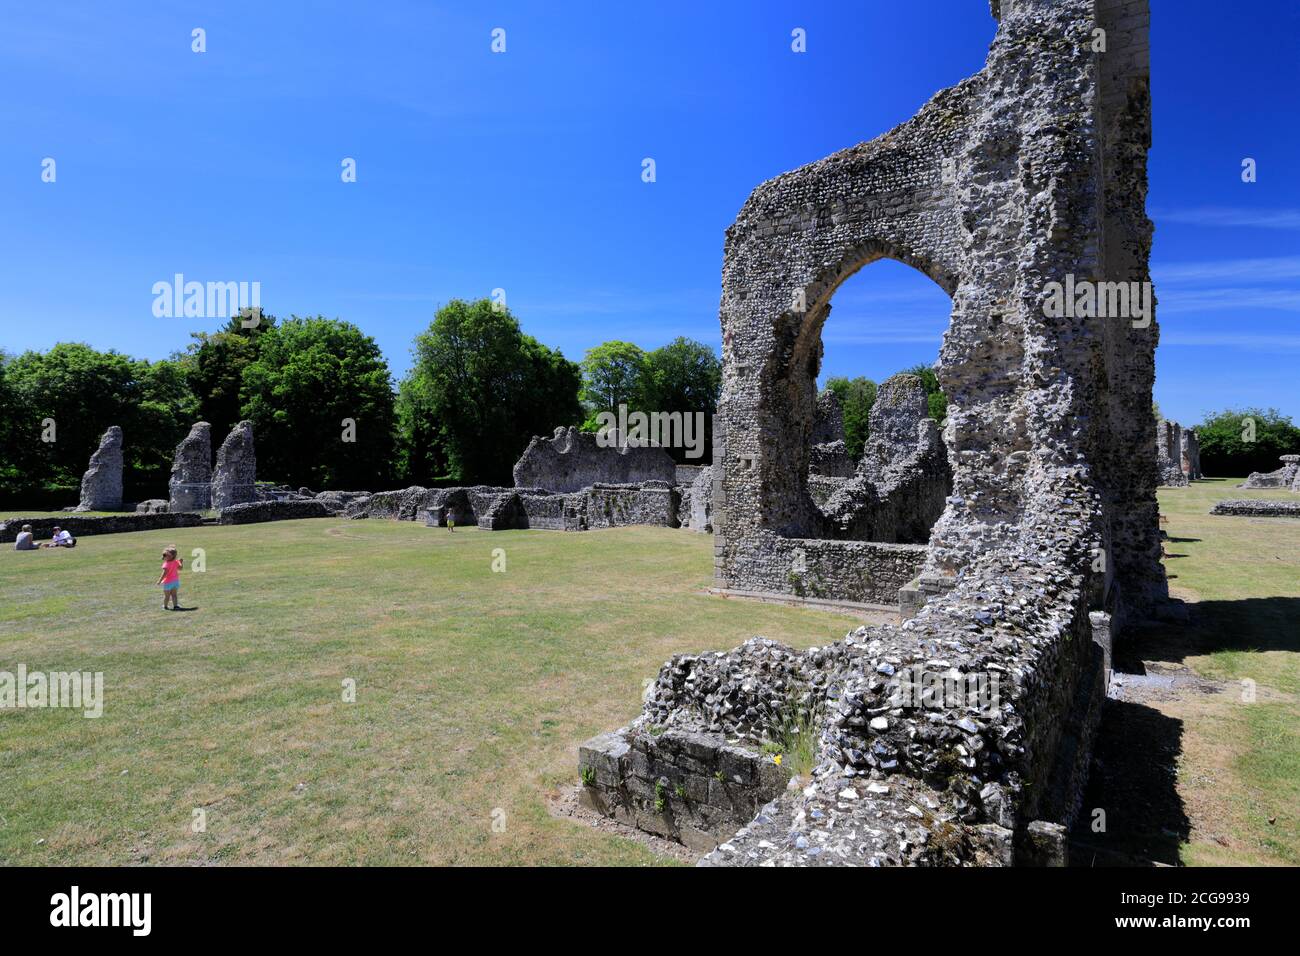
1155, 255, 1300, 283
1158, 288, 1300, 314
1152, 254, 1300, 315
1160, 332, 1300, 349
1154, 207, 1300, 230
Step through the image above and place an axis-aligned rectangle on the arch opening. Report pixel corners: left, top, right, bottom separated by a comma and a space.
773, 257, 956, 547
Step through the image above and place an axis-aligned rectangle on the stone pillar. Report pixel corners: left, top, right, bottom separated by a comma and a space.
168, 422, 213, 512
212, 421, 258, 510
76, 426, 124, 511
1180, 428, 1201, 480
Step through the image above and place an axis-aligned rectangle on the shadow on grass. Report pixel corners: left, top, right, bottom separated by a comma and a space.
1073, 596, 1300, 865
1071, 699, 1188, 866
1118, 597, 1300, 671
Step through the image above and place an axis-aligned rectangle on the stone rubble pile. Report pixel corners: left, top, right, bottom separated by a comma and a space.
1239, 455, 1300, 492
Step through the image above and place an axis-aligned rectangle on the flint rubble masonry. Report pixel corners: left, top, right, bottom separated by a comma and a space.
581, 0, 1163, 866
77, 426, 124, 512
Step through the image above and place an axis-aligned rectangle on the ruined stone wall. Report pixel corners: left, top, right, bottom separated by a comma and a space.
726, 536, 927, 607
1210, 499, 1300, 518
807, 475, 848, 508
211, 421, 257, 510
218, 500, 331, 524
1180, 428, 1202, 480
77, 426, 124, 512
713, 0, 1164, 619
1, 512, 203, 542
1241, 455, 1300, 491
579, 727, 788, 854
1155, 420, 1188, 487
675, 464, 707, 486
808, 441, 855, 479
513, 426, 677, 493
586, 0, 1158, 866
365, 485, 433, 521
168, 422, 212, 512
314, 490, 371, 515
819, 374, 951, 544
808, 391, 856, 478
584, 482, 680, 530
678, 466, 715, 532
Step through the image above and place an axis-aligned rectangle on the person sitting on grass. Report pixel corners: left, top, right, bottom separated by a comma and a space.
157, 546, 183, 610
14, 524, 37, 550
48, 526, 75, 548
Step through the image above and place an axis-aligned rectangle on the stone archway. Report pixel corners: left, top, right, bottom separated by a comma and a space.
583, 0, 1173, 868
712, 0, 1167, 620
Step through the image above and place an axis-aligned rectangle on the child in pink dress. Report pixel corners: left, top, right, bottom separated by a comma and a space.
157, 547, 184, 610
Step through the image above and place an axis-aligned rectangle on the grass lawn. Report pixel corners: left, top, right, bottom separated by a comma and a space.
1155, 479, 1300, 865
2, 478, 1296, 867
0, 520, 855, 865
1091, 478, 1300, 866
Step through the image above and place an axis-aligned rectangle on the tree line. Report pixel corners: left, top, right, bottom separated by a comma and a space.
0, 300, 723, 507
7, 300, 1287, 510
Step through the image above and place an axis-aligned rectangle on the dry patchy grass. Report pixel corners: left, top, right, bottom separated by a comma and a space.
1, 520, 854, 865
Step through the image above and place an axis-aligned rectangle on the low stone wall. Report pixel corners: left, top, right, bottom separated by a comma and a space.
1210, 499, 1300, 518
365, 486, 435, 520
413, 486, 557, 528
721, 533, 928, 606
585, 544, 1110, 867
579, 727, 787, 853
217, 500, 332, 524
370, 481, 687, 532
517, 492, 571, 530
584, 482, 679, 530
475, 492, 525, 530
1, 512, 203, 542
315, 490, 371, 515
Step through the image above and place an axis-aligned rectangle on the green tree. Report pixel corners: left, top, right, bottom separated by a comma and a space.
3, 342, 141, 492
401, 299, 582, 485
1196, 407, 1300, 477
184, 310, 278, 442
639, 337, 722, 463
0, 351, 34, 504
580, 341, 646, 418
240, 316, 398, 490
125, 356, 198, 500
394, 373, 450, 485
825, 376, 877, 460
0, 342, 196, 506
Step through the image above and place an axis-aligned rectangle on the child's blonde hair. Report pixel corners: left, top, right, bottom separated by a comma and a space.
163, 546, 178, 559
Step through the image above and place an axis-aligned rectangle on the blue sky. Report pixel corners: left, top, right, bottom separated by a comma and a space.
1, 0, 1296, 426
